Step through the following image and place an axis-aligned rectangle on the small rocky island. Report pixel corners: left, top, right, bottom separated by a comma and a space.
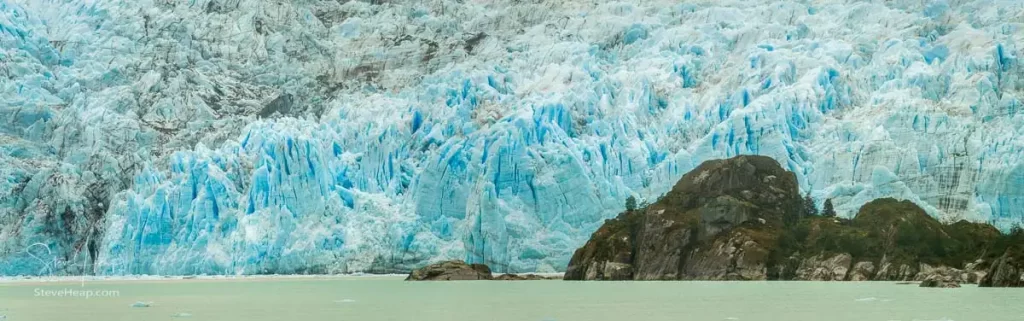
405, 260, 495, 281
564, 155, 1024, 287
405, 260, 559, 281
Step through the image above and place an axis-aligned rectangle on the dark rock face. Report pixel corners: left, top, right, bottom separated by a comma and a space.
566, 155, 1022, 283
562, 214, 638, 280
980, 246, 1024, 287
566, 155, 802, 281
681, 231, 772, 280
405, 260, 493, 281
494, 273, 561, 281
630, 210, 690, 280
258, 93, 293, 118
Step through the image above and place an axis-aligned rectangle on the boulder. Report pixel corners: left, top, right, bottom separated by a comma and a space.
405, 260, 493, 281
848, 261, 875, 281
920, 275, 960, 288
914, 263, 965, 283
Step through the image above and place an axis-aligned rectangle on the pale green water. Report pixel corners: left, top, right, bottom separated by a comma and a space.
2, 277, 1023, 321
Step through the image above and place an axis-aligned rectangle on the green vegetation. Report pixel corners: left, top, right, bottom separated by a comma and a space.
771, 198, 1018, 272
989, 227, 1024, 261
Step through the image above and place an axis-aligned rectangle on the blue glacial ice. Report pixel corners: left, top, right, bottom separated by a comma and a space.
1, 0, 1023, 275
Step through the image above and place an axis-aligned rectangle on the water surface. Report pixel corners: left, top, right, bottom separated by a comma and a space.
1, 277, 1022, 321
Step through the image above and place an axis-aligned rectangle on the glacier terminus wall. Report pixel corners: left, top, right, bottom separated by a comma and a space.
1, 0, 1023, 275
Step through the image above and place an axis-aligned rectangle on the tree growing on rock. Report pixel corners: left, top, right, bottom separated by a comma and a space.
803, 193, 818, 218
625, 195, 637, 212
822, 199, 837, 218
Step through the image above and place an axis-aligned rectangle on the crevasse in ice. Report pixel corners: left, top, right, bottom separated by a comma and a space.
1, 0, 1022, 275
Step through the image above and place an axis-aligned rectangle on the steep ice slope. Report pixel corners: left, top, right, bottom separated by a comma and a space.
1, 0, 1023, 275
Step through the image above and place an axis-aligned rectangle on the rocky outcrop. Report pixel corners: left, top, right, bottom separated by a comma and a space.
405, 260, 493, 281
962, 260, 987, 284
582, 261, 634, 281
848, 261, 875, 281
562, 215, 637, 281
565, 155, 802, 281
873, 258, 918, 281
795, 253, 852, 281
915, 264, 966, 283
920, 275, 960, 288
980, 246, 1024, 287
682, 231, 771, 280
566, 155, 1024, 283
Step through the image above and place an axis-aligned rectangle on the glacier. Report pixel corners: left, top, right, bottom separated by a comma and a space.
0, 0, 1022, 275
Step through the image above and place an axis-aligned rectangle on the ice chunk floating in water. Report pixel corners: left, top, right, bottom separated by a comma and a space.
1, 0, 1023, 276
130, 302, 153, 308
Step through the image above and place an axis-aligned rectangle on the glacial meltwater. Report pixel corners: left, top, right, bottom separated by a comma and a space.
2, 277, 1023, 321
